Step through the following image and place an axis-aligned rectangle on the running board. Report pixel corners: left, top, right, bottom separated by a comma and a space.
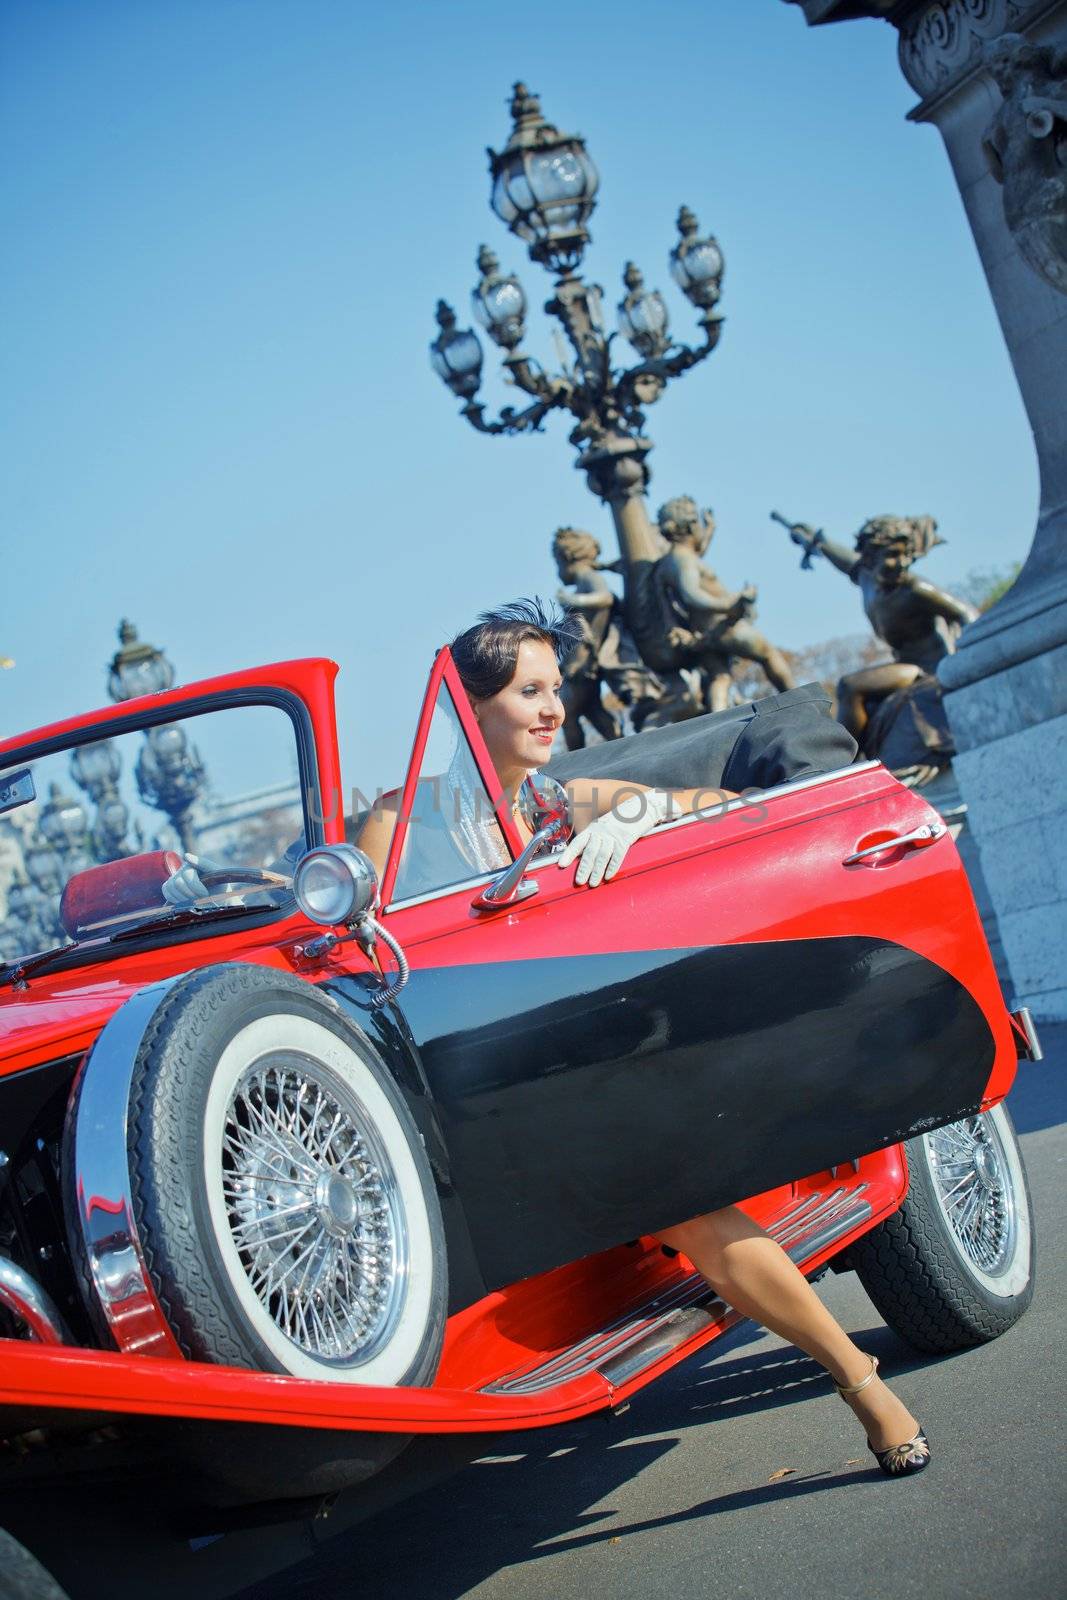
483, 1184, 871, 1397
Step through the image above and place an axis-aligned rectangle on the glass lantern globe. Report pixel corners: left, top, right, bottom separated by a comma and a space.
471, 246, 527, 350
617, 263, 670, 359
669, 206, 725, 311
430, 301, 484, 399
38, 783, 89, 856
488, 84, 599, 275
107, 620, 174, 703
71, 737, 121, 801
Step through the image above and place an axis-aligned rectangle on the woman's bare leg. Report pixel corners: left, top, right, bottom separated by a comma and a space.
657, 1207, 921, 1453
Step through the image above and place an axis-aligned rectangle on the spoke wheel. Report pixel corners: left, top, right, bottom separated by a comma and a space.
847, 1102, 1035, 1353
69, 963, 447, 1400
221, 1055, 408, 1368
924, 1113, 1017, 1284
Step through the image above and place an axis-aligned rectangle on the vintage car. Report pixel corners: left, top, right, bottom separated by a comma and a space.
0, 652, 1040, 1597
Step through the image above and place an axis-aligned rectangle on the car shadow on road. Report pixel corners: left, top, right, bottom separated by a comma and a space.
238, 1326, 921, 1600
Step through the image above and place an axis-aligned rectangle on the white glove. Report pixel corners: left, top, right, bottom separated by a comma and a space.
557, 789, 673, 887
161, 860, 211, 906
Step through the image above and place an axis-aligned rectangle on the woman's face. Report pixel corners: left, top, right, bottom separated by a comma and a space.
472, 638, 564, 779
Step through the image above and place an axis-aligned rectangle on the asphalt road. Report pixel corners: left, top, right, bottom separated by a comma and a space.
240, 1026, 1067, 1600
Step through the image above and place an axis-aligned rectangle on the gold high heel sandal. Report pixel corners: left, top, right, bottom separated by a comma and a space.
835, 1355, 931, 1477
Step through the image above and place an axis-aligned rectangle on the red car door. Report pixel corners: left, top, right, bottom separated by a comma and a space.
341, 650, 1016, 1293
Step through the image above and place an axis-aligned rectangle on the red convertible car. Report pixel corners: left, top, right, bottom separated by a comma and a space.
0, 654, 1038, 1596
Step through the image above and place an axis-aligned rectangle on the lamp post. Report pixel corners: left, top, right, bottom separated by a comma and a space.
106, 621, 204, 853
430, 82, 725, 572
71, 738, 141, 862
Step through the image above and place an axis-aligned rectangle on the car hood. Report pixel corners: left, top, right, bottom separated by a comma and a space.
0, 939, 298, 1076
0, 972, 158, 1074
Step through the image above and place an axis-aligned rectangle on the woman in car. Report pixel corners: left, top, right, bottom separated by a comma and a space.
359, 600, 930, 1477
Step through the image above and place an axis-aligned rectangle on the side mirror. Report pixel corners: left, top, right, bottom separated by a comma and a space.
518, 774, 572, 846
472, 776, 572, 913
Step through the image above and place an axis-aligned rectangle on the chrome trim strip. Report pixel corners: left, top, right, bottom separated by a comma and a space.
0, 1253, 71, 1344
774, 1185, 869, 1248
383, 870, 498, 914
654, 761, 882, 839
481, 1181, 875, 1397
599, 1303, 723, 1389
70, 977, 185, 1358
484, 1276, 722, 1395
784, 1203, 873, 1266
383, 763, 882, 913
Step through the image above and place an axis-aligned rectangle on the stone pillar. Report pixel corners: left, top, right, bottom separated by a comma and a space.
785, 0, 1067, 1020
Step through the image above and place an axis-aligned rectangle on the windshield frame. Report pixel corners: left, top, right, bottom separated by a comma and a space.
0, 685, 323, 975
377, 648, 525, 908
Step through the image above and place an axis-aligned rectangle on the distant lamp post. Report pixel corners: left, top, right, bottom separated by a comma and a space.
38, 783, 91, 867
92, 796, 142, 863
22, 840, 64, 943
71, 738, 139, 862
71, 738, 121, 803
6, 875, 55, 952
136, 723, 205, 853
107, 619, 174, 703
106, 620, 203, 853
430, 83, 726, 567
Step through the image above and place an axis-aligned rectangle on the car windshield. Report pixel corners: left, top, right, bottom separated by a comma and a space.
0, 702, 307, 969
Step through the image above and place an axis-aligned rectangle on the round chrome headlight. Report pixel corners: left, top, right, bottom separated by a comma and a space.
293, 845, 378, 927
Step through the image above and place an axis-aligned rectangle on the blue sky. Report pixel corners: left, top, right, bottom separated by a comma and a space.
2, 0, 1038, 787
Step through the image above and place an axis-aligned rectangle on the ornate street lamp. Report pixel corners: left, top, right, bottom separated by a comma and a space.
91, 795, 142, 863
5, 875, 55, 953
71, 738, 121, 804
71, 738, 141, 862
38, 783, 91, 866
135, 723, 205, 853
22, 841, 64, 944
103, 620, 205, 853
107, 619, 174, 703
430, 83, 726, 566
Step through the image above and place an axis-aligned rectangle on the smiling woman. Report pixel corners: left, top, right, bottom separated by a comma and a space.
355, 600, 714, 897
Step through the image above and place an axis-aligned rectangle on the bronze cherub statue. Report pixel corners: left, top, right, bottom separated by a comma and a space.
775, 511, 979, 776
647, 496, 795, 713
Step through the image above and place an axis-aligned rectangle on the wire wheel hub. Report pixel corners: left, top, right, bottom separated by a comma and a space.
925, 1114, 1016, 1279
221, 1053, 408, 1366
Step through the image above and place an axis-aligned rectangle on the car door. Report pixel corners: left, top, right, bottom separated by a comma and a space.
345, 649, 1016, 1293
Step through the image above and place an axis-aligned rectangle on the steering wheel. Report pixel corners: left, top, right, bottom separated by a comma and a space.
196, 866, 291, 894
162, 858, 292, 909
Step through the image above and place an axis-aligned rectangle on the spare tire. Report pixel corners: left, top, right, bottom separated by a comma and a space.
67, 963, 447, 1387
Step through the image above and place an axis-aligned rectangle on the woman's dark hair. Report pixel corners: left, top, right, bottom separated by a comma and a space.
451, 598, 581, 700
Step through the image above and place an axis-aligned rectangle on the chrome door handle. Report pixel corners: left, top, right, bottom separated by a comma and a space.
843, 822, 945, 865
